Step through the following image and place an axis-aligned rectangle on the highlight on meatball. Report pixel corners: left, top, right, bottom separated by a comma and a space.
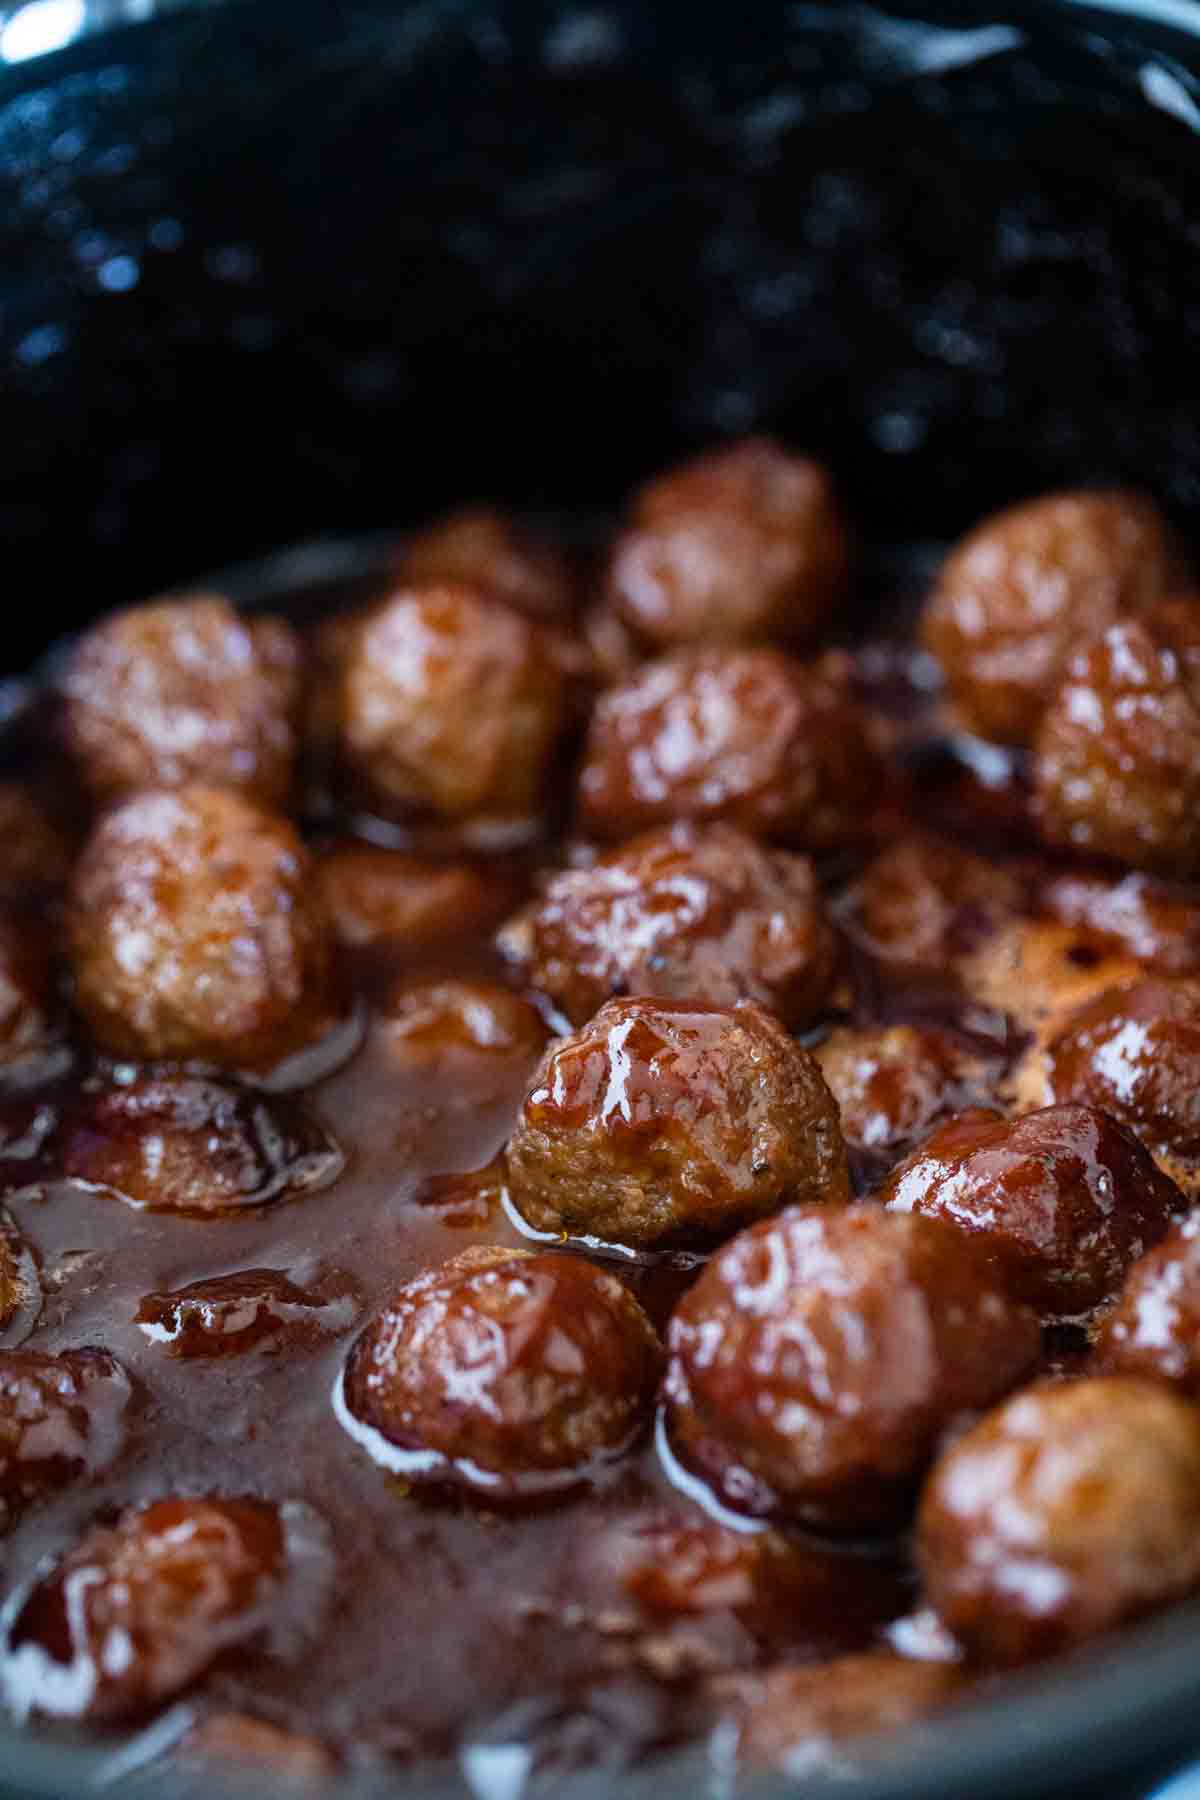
505, 997, 849, 1249
380, 978, 547, 1065
921, 490, 1182, 744
515, 822, 838, 1029
401, 506, 576, 624
1038, 867, 1200, 978
136, 1266, 361, 1358
337, 1246, 662, 1497
918, 1377, 1200, 1664
603, 438, 847, 651
1035, 603, 1200, 875
67, 785, 337, 1070
315, 845, 523, 950
854, 835, 1030, 968
1046, 979, 1200, 1159
881, 1103, 1181, 1317
338, 582, 569, 836
1094, 1218, 1200, 1397
58, 595, 301, 806
0, 1349, 132, 1530
577, 647, 880, 847
664, 1207, 1039, 1531
724, 1652, 964, 1774
815, 1024, 988, 1163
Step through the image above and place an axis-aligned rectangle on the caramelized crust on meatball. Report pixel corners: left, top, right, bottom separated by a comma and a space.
340, 1246, 662, 1494
506, 997, 849, 1249
578, 647, 880, 846
921, 490, 1181, 744
918, 1378, 1200, 1664
604, 438, 847, 651
518, 822, 838, 1028
68, 785, 335, 1069
815, 1025, 988, 1161
0, 1349, 132, 1529
315, 845, 523, 950
727, 1653, 964, 1772
59, 596, 301, 806
1046, 979, 1200, 1157
855, 835, 1030, 967
665, 1207, 1039, 1530
401, 507, 576, 623
1095, 1220, 1200, 1397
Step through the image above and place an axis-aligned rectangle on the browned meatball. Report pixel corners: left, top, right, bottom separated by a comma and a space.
401, 506, 576, 623
0, 1349, 132, 1529
1095, 1219, 1200, 1397
179, 1712, 336, 1781
338, 583, 568, 834
1035, 605, 1200, 875
56, 1075, 345, 1215
918, 1377, 1200, 1663
578, 647, 880, 846
0, 785, 74, 905
518, 823, 838, 1028
604, 438, 847, 651
1047, 979, 1200, 1157
0, 909, 56, 1068
881, 1104, 1180, 1316
506, 997, 849, 1249
68, 786, 336, 1069
815, 1025, 987, 1160
665, 1207, 1039, 1530
136, 1267, 360, 1357
339, 1246, 662, 1496
921, 490, 1181, 744
855, 835, 1030, 967
59, 596, 301, 806
381, 978, 548, 1063
314, 845, 523, 950
728, 1653, 964, 1772
0, 1496, 316, 1719
1039, 866, 1200, 977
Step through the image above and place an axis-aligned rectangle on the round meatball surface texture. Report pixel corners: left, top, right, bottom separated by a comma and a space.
665, 1207, 1039, 1530
381, 979, 548, 1064
68, 786, 335, 1069
1094, 1219, 1200, 1396
339, 582, 568, 831
917, 1377, 1200, 1663
730, 1653, 964, 1772
401, 507, 576, 623
815, 1025, 985, 1161
577, 647, 880, 846
519, 822, 838, 1028
1047, 979, 1200, 1158
605, 439, 847, 650
0, 1349, 132, 1529
1039, 867, 1200, 977
315, 846, 522, 950
340, 1246, 662, 1494
59, 596, 300, 806
506, 997, 849, 1249
855, 835, 1030, 968
921, 490, 1181, 744
881, 1103, 1180, 1316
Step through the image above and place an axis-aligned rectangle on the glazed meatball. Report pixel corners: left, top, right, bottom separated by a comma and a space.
315, 845, 522, 950
0, 1496, 320, 1719
339, 1246, 662, 1496
1035, 604, 1200, 875
0, 908, 56, 1068
136, 1267, 360, 1358
1039, 867, 1200, 977
0, 1349, 132, 1529
921, 490, 1181, 744
881, 1104, 1180, 1316
1047, 979, 1200, 1157
665, 1207, 1039, 1530
517, 822, 838, 1028
67, 785, 336, 1069
855, 835, 1029, 967
815, 1025, 986, 1161
0, 785, 74, 905
381, 978, 547, 1064
1095, 1219, 1200, 1397
578, 647, 880, 846
918, 1378, 1200, 1663
728, 1653, 964, 1773
506, 997, 849, 1249
604, 438, 847, 651
338, 583, 568, 834
401, 506, 576, 623
56, 1075, 345, 1215
59, 595, 301, 806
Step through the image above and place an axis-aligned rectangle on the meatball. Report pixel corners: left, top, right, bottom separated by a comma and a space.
56, 1075, 345, 1215
918, 1377, 1200, 1663
578, 647, 880, 847
0, 1496, 317, 1719
0, 908, 56, 1068
401, 506, 576, 624
728, 1653, 964, 1772
67, 785, 336, 1069
506, 997, 849, 1249
1035, 604, 1200, 875
1095, 1220, 1200, 1397
815, 1025, 986, 1160
381, 979, 547, 1064
338, 582, 568, 834
338, 1246, 662, 1496
1039, 867, 1200, 977
604, 438, 847, 651
0, 1349, 132, 1529
921, 490, 1181, 744
518, 823, 838, 1029
59, 595, 301, 806
855, 835, 1030, 967
1047, 979, 1200, 1158
0, 785, 74, 905
314, 845, 522, 950
665, 1207, 1039, 1530
136, 1267, 360, 1358
881, 1104, 1180, 1316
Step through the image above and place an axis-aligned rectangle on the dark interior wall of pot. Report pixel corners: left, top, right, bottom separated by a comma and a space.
1, 0, 1199, 647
